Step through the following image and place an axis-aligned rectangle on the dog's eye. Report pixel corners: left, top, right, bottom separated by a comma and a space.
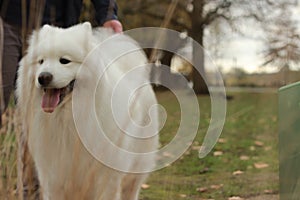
59, 58, 71, 65
38, 59, 44, 65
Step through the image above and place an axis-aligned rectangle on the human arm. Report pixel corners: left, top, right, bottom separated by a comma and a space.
91, 0, 123, 32
103, 19, 122, 33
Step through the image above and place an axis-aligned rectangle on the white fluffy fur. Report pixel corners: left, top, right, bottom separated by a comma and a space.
16, 22, 159, 200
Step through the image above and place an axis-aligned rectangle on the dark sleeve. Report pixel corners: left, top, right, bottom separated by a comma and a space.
91, 0, 118, 26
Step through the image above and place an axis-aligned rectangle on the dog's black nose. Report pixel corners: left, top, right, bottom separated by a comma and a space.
38, 72, 53, 87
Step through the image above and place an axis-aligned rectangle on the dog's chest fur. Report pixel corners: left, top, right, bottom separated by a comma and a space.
28, 102, 123, 199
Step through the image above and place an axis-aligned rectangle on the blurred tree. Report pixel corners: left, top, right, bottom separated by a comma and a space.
231, 66, 247, 80
186, 0, 296, 93
118, 0, 289, 94
118, 0, 190, 30
83, 0, 295, 94
261, 1, 300, 69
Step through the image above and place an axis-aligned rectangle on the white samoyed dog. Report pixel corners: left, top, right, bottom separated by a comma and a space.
16, 22, 159, 200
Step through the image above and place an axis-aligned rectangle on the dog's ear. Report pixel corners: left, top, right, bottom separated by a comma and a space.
82, 22, 92, 31
27, 24, 52, 53
80, 22, 94, 50
39, 24, 55, 38
42, 24, 52, 30
82, 22, 93, 38
26, 25, 56, 62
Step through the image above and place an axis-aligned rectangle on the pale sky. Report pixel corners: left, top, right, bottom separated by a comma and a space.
219, 37, 265, 73
207, 5, 300, 74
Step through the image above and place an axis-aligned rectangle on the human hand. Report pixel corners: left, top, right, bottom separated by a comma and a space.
103, 20, 123, 33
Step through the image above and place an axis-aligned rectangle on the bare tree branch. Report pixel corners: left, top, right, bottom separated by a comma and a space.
202, 1, 232, 26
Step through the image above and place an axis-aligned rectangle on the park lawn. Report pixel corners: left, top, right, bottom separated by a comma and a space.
0, 90, 279, 199
140, 90, 278, 200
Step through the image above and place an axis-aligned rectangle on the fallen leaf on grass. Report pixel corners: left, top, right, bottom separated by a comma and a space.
196, 184, 223, 193
210, 184, 223, 189
213, 151, 223, 156
239, 155, 250, 161
218, 138, 227, 143
192, 145, 201, 151
232, 170, 244, 176
141, 184, 150, 189
254, 141, 264, 147
228, 196, 244, 200
254, 163, 269, 169
264, 189, 274, 194
179, 194, 187, 198
196, 187, 208, 193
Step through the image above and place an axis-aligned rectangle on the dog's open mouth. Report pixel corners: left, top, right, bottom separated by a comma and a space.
41, 80, 75, 113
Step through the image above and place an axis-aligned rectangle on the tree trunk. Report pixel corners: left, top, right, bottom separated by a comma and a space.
190, 0, 209, 94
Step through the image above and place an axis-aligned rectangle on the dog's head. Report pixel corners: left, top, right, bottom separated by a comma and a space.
24, 22, 94, 113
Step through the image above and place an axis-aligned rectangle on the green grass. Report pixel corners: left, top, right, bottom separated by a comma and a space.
140, 90, 278, 200
0, 90, 279, 199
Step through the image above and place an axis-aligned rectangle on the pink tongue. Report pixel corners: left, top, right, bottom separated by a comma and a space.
41, 89, 60, 113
